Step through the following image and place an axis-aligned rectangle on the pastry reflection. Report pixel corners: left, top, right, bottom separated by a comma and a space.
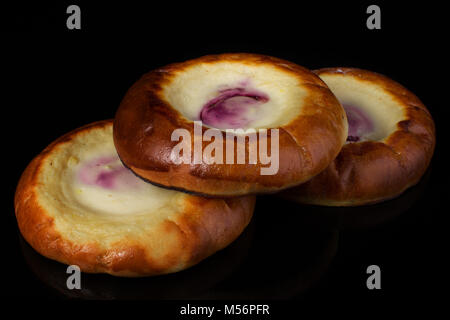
19, 217, 255, 300
20, 198, 340, 299
195, 199, 339, 299
277, 166, 431, 230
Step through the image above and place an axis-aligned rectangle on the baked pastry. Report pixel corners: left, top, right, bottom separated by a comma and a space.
14, 120, 255, 277
281, 68, 435, 206
113, 53, 348, 197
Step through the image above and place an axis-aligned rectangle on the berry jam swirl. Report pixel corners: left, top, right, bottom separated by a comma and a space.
200, 87, 269, 129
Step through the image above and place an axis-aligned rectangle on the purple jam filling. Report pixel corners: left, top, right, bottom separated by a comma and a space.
77, 155, 141, 190
200, 88, 269, 129
343, 104, 374, 142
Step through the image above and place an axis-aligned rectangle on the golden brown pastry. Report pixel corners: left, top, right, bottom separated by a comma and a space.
15, 120, 255, 276
113, 53, 348, 197
281, 68, 435, 206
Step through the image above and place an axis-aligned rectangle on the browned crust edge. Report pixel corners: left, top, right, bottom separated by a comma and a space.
14, 120, 255, 276
113, 53, 347, 196
281, 68, 436, 206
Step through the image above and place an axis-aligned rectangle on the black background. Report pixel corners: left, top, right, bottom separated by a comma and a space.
1, 1, 448, 316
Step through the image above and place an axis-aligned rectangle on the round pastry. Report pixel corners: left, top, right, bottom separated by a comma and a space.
281, 68, 435, 206
113, 53, 348, 197
14, 120, 255, 277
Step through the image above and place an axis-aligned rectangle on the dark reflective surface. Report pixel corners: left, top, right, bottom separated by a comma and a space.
20, 202, 340, 300
277, 166, 432, 231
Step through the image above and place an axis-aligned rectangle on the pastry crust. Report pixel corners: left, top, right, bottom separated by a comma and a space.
281, 68, 435, 206
113, 53, 348, 196
14, 120, 255, 276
